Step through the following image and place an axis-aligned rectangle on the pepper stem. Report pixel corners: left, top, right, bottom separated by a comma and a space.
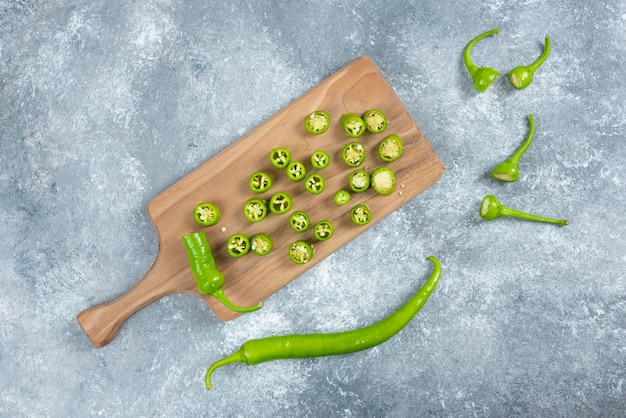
499, 204, 568, 226
211, 288, 264, 313
529, 35, 551, 72
508, 114, 535, 166
463, 28, 500, 75
206, 350, 246, 390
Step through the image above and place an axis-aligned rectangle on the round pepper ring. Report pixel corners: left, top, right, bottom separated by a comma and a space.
270, 148, 291, 169
286, 161, 306, 182
193, 202, 221, 226
243, 198, 268, 222
269, 191, 293, 215
350, 204, 371, 226
227, 233, 250, 258
378, 134, 403, 162
288, 240, 314, 264
313, 220, 333, 241
305, 173, 325, 194
362, 109, 387, 134
342, 141, 365, 167
289, 211, 311, 233
304, 110, 330, 135
249, 172, 272, 194
250, 233, 273, 256
310, 150, 330, 169
349, 169, 370, 193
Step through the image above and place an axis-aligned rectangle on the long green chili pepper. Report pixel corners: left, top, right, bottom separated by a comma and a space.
182, 232, 263, 313
508, 35, 551, 90
479, 195, 568, 226
464, 28, 500, 92
205, 256, 441, 390
490, 114, 535, 182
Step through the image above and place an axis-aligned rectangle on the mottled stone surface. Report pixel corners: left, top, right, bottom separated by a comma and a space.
1, 1, 625, 416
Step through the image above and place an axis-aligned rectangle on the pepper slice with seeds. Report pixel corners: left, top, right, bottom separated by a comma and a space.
310, 150, 330, 169
349, 169, 370, 193
341, 113, 366, 138
350, 204, 371, 226
193, 202, 221, 227
288, 240, 314, 264
370, 167, 396, 195
378, 134, 403, 162
286, 161, 306, 182
250, 233, 273, 256
227, 233, 250, 258
243, 198, 268, 222
342, 142, 365, 167
269, 191, 293, 215
304, 110, 330, 135
313, 220, 333, 241
305, 173, 325, 194
362, 109, 387, 134
249, 172, 272, 194
270, 148, 291, 169
289, 211, 311, 233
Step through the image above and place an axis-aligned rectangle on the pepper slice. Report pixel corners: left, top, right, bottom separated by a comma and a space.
378, 134, 403, 162
350, 204, 371, 226
227, 233, 250, 258
349, 169, 370, 193
270, 148, 291, 169
362, 109, 387, 134
193, 202, 221, 226
289, 211, 310, 233
313, 220, 333, 241
305, 173, 325, 194
243, 198, 268, 222
310, 150, 330, 169
286, 161, 306, 182
342, 141, 365, 167
269, 191, 293, 215
304, 110, 330, 135
249, 172, 272, 194
250, 233, 273, 256
334, 189, 351, 206
341, 113, 366, 138
288, 240, 314, 264
370, 167, 396, 195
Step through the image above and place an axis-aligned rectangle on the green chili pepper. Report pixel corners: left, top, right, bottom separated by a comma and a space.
193, 202, 221, 227
349, 169, 370, 193
250, 233, 273, 256
310, 150, 330, 169
227, 233, 251, 257
288, 240, 314, 265
182, 232, 262, 313
508, 36, 551, 90
479, 195, 568, 226
464, 28, 501, 92
362, 109, 387, 134
270, 148, 291, 169
289, 211, 310, 233
333, 189, 351, 206
304, 110, 330, 135
342, 141, 365, 167
313, 220, 333, 241
350, 204, 371, 226
205, 256, 441, 390
286, 161, 306, 182
269, 191, 293, 215
249, 172, 272, 194
378, 134, 403, 162
305, 173, 325, 194
491, 114, 535, 182
243, 198, 268, 223
370, 166, 396, 195
341, 113, 366, 138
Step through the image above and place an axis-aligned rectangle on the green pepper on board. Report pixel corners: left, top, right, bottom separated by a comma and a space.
305, 173, 325, 194
313, 220, 333, 241
286, 161, 307, 182
310, 150, 330, 169
269, 191, 293, 215
342, 142, 365, 167
508, 36, 551, 90
341, 113, 366, 138
288, 240, 314, 265
378, 134, 403, 162
250, 233, 273, 256
227, 233, 252, 257
370, 166, 396, 195
243, 198, 268, 223
463, 28, 501, 92
249, 172, 272, 194
350, 204, 371, 226
304, 110, 331, 135
270, 148, 291, 169
333, 190, 351, 206
362, 109, 387, 134
193, 202, 221, 227
289, 211, 311, 233
349, 169, 370, 193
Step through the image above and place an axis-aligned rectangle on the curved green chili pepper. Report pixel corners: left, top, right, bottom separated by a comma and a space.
370, 166, 396, 195
250, 233, 273, 256
310, 150, 330, 169
342, 141, 365, 167
479, 195, 568, 226
362, 109, 388, 134
508, 35, 551, 90
193, 202, 221, 227
304, 110, 330, 135
491, 114, 535, 182
270, 148, 291, 169
341, 113, 366, 138
286, 161, 306, 182
464, 28, 500, 92
378, 134, 403, 162
350, 204, 371, 226
205, 256, 441, 390
305, 173, 325, 194
181, 232, 263, 313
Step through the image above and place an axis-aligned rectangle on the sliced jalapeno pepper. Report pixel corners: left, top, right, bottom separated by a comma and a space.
370, 166, 396, 195
304, 110, 330, 135
193, 202, 221, 226
362, 109, 387, 134
305, 173, 325, 194
378, 134, 403, 162
243, 198, 268, 222
249, 172, 272, 194
227, 233, 250, 258
288, 240, 314, 264
341, 113, 366, 138
286, 161, 306, 182
250, 233, 273, 256
289, 211, 310, 233
349, 169, 370, 193
350, 204, 371, 226
310, 150, 330, 169
313, 220, 333, 241
269, 191, 293, 215
270, 147, 291, 169
334, 189, 351, 206
342, 141, 365, 167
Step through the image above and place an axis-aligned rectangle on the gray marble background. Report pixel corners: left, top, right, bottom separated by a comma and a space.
2, 0, 625, 416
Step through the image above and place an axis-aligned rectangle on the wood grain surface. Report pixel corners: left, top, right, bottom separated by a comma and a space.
77, 56, 445, 348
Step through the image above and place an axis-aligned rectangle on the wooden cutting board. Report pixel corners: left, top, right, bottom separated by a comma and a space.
77, 56, 445, 348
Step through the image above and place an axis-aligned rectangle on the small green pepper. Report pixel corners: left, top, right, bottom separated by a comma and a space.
349, 169, 370, 193
288, 240, 314, 264
479, 195, 568, 226
310, 150, 330, 169
286, 161, 306, 182
378, 134, 403, 162
250, 233, 273, 256
269, 191, 293, 215
370, 166, 396, 195
289, 211, 311, 233
227, 233, 251, 257
350, 204, 371, 226
508, 36, 551, 90
362, 109, 387, 134
270, 148, 291, 169
249, 172, 272, 194
305, 173, 325, 194
193, 202, 221, 227
341, 113, 366, 138
243, 198, 268, 223
342, 141, 365, 167
491, 114, 535, 182
304, 110, 330, 135
464, 28, 501, 92
313, 220, 333, 241
333, 190, 351, 206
